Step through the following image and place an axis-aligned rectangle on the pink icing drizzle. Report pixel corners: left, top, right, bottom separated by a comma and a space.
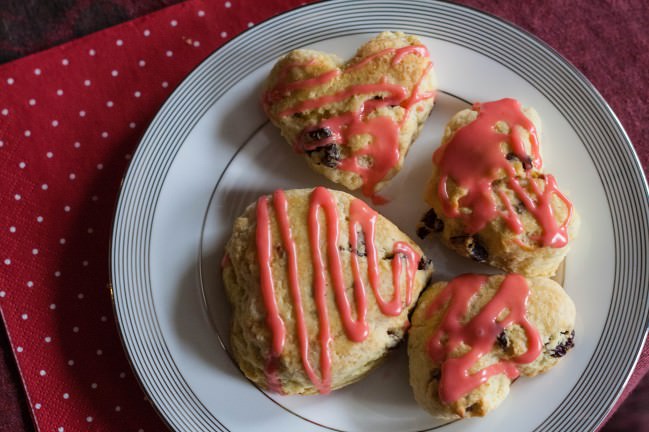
426, 274, 542, 404
392, 242, 419, 308
346, 44, 429, 72
255, 195, 286, 394
265, 45, 435, 202
273, 190, 331, 393
348, 200, 420, 316
433, 98, 573, 248
256, 187, 421, 394
264, 68, 341, 109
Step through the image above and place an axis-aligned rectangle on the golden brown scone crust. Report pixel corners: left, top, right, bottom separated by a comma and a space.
408, 275, 576, 419
223, 188, 433, 394
264, 32, 437, 195
422, 105, 579, 277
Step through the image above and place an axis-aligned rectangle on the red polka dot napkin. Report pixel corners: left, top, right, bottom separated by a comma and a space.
0, 1, 647, 431
0, 0, 309, 430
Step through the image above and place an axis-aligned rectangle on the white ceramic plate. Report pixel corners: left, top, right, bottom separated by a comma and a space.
110, 1, 649, 431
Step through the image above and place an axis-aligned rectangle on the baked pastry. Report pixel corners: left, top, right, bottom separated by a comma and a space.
222, 187, 433, 394
421, 98, 579, 277
408, 273, 576, 419
263, 32, 437, 203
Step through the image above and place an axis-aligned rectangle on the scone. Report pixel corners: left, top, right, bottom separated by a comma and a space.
408, 274, 576, 419
421, 98, 579, 277
263, 32, 437, 203
223, 187, 433, 394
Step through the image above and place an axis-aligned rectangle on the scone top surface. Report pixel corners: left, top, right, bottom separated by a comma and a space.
423, 98, 579, 277
408, 274, 576, 419
263, 32, 437, 202
223, 187, 433, 395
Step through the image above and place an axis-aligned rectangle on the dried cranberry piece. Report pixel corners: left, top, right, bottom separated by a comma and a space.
306, 143, 341, 168
523, 158, 533, 170
506, 152, 533, 170
496, 331, 508, 349
514, 202, 525, 214
386, 328, 402, 345
416, 226, 430, 239
322, 144, 341, 168
354, 237, 367, 257
418, 256, 432, 270
548, 330, 575, 358
450, 235, 488, 263
307, 127, 333, 141
469, 241, 488, 262
421, 209, 444, 232
339, 240, 366, 258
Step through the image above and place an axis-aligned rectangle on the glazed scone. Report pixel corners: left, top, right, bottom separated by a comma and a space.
263, 32, 437, 202
223, 187, 433, 395
421, 98, 579, 277
408, 274, 576, 419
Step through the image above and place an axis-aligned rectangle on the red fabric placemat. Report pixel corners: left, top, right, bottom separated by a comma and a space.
0, 1, 646, 431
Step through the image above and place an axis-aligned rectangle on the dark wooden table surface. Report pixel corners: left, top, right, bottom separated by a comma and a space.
0, 1, 647, 431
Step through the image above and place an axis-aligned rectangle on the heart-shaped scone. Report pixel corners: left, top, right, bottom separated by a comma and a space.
263, 32, 437, 203
420, 99, 579, 277
408, 274, 576, 418
222, 187, 433, 395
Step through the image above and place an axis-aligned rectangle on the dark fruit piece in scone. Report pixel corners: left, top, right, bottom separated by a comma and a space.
450, 235, 488, 263
422, 208, 444, 233
338, 234, 368, 258
496, 331, 509, 350
306, 143, 342, 168
505, 152, 533, 171
418, 256, 433, 270
307, 127, 333, 141
416, 226, 430, 239
547, 330, 575, 358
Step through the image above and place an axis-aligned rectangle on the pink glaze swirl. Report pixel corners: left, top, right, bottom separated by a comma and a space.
425, 274, 542, 404
265, 44, 435, 203
433, 98, 573, 248
256, 187, 421, 394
